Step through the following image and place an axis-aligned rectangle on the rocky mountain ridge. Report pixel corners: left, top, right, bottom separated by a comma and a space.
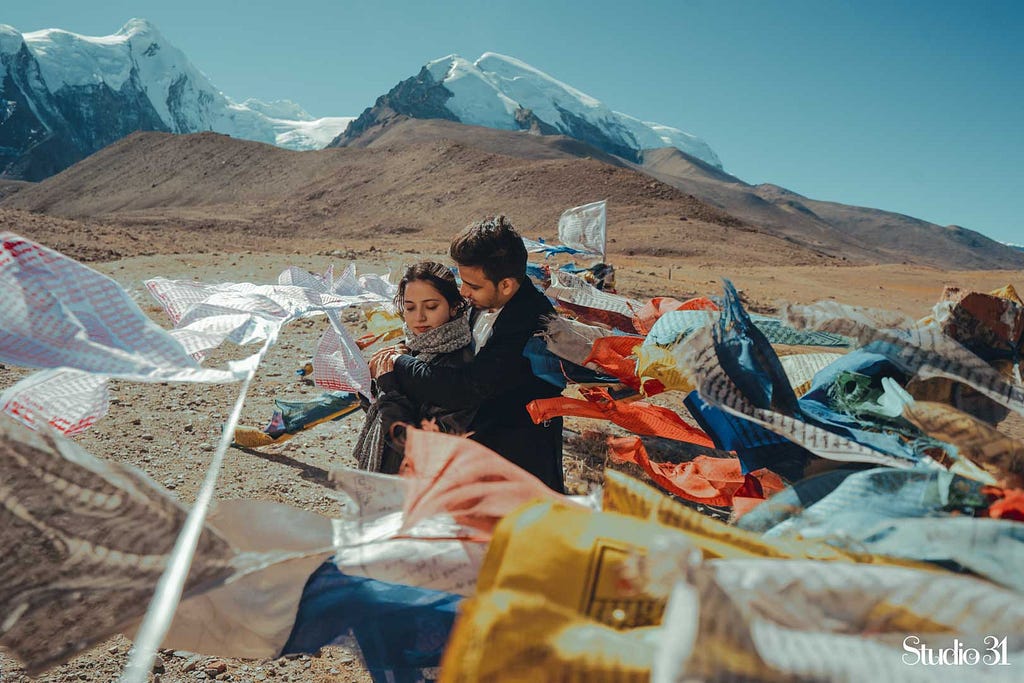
0, 19, 350, 180
330, 53, 721, 168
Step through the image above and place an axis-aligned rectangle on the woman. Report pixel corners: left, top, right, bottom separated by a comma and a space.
353, 261, 475, 473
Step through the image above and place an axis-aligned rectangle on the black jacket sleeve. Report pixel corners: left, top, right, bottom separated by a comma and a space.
373, 373, 420, 432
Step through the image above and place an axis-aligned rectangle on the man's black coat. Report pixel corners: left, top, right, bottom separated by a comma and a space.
391, 279, 565, 492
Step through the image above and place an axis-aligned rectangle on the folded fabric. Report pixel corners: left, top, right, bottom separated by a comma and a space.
282, 563, 460, 682
632, 296, 718, 336
602, 470, 938, 568
583, 335, 653, 393
738, 466, 1024, 591
522, 337, 619, 389
233, 390, 362, 447
683, 392, 812, 480
528, 387, 714, 448
657, 558, 1024, 682
400, 428, 568, 539
904, 399, 1024, 488
606, 435, 784, 508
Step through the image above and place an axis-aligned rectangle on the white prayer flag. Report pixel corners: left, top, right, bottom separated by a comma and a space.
557, 199, 607, 258
0, 233, 224, 376
312, 310, 372, 396
0, 369, 109, 436
545, 269, 641, 317
0, 234, 247, 433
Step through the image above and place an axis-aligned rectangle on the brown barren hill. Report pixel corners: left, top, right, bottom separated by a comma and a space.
2, 124, 837, 268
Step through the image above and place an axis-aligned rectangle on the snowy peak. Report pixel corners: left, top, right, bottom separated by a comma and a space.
474, 52, 603, 110
1, 18, 352, 180
23, 22, 142, 92
116, 17, 162, 37
335, 52, 721, 169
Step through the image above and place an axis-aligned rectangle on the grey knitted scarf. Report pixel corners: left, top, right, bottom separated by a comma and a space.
354, 311, 472, 472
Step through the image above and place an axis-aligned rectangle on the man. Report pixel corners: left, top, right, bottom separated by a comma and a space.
370, 215, 565, 492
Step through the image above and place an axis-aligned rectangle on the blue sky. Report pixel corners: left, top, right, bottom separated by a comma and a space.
5, 1, 1022, 245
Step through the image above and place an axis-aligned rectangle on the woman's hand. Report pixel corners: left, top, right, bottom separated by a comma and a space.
369, 345, 407, 378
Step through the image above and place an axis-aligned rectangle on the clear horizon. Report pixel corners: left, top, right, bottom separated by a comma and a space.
4, 1, 1022, 245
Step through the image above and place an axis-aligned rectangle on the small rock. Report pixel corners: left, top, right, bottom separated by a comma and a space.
184, 655, 202, 672
205, 660, 228, 676
141, 433, 154, 441
107, 645, 119, 654
152, 656, 166, 674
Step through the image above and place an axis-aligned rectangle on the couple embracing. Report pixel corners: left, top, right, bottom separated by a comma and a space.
352, 215, 565, 493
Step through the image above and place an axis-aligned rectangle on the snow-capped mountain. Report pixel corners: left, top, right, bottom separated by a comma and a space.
332, 52, 721, 168
0, 19, 351, 180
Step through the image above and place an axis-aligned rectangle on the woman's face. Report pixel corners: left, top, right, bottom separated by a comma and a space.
403, 279, 454, 335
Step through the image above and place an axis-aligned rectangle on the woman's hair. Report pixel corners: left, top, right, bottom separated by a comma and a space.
393, 261, 467, 319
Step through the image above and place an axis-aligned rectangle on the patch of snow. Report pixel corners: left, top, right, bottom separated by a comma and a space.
431, 55, 519, 129
0, 24, 25, 56
273, 116, 355, 150
424, 54, 458, 83
23, 26, 134, 91
244, 98, 314, 121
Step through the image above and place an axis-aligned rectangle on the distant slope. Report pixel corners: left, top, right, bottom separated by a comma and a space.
640, 147, 1024, 270
3, 124, 831, 269
342, 116, 630, 168
755, 184, 1021, 270
0, 179, 30, 201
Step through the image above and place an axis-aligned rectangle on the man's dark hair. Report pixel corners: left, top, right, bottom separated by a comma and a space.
449, 215, 527, 284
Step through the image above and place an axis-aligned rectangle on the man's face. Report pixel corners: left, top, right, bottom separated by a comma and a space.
457, 265, 516, 310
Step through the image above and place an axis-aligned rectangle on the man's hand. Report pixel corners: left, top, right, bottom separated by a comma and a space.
369, 345, 406, 378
